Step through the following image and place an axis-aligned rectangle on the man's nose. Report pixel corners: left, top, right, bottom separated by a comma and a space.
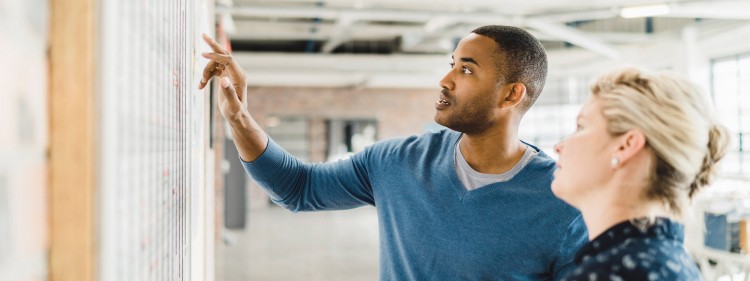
439, 69, 454, 91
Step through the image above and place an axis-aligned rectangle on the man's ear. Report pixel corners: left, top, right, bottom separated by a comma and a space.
612, 129, 647, 167
499, 83, 526, 109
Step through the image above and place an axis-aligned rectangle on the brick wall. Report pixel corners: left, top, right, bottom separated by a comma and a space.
247, 86, 441, 161
241, 86, 440, 208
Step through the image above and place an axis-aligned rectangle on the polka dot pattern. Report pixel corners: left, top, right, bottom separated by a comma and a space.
560, 218, 704, 281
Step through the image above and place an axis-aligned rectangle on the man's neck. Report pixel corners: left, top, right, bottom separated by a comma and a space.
459, 128, 526, 174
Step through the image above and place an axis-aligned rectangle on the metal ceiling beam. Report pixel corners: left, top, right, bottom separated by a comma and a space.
525, 1, 750, 22
221, 5, 620, 58
221, 1, 750, 25
229, 19, 653, 44
525, 19, 621, 60
321, 15, 357, 53
220, 1, 748, 60
221, 5, 430, 22
400, 17, 462, 52
230, 20, 425, 40
233, 52, 449, 88
218, 5, 511, 23
529, 8, 617, 23
666, 6, 750, 20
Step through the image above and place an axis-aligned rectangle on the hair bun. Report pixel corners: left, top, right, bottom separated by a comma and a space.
688, 124, 731, 198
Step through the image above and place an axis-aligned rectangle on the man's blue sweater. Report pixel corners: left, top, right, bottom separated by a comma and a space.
242, 129, 587, 280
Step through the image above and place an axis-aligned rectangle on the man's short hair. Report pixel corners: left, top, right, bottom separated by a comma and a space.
471, 25, 548, 113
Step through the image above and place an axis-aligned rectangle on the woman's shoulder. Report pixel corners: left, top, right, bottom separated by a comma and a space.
565, 236, 703, 281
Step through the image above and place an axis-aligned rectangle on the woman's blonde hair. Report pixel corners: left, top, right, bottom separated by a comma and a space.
590, 67, 731, 216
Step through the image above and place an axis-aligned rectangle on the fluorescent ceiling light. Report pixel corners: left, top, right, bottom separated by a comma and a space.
620, 4, 670, 18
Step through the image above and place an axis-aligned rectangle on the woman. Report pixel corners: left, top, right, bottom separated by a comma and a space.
552, 67, 731, 281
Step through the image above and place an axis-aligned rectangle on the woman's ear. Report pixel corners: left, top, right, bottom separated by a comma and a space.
612, 129, 647, 167
499, 83, 526, 109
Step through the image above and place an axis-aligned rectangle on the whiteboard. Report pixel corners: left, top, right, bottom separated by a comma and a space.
99, 1, 212, 280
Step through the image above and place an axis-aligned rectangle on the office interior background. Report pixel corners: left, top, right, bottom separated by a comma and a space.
1, 0, 749, 280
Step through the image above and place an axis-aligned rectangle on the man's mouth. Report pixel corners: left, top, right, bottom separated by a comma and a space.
436, 88, 452, 109
439, 88, 453, 106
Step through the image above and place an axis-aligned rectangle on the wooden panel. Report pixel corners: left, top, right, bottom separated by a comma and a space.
741, 219, 749, 253
49, 0, 96, 279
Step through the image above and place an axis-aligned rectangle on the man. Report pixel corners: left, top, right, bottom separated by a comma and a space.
200, 25, 587, 280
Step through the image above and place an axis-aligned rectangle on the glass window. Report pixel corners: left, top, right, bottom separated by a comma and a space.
325, 119, 377, 162
520, 75, 591, 157
711, 53, 750, 175
267, 116, 310, 162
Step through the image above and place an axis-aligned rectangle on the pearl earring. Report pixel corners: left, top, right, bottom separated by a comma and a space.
611, 157, 620, 167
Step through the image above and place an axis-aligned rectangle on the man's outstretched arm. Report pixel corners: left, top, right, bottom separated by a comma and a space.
198, 34, 375, 211
199, 33, 267, 162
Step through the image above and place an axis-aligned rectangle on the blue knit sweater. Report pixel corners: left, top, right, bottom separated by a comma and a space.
242, 129, 587, 281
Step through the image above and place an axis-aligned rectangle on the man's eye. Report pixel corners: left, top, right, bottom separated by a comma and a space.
462, 66, 473, 74
449, 62, 455, 68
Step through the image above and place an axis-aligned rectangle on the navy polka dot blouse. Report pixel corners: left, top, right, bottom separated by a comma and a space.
560, 218, 704, 281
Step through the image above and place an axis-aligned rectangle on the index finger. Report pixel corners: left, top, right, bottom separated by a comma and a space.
202, 33, 228, 55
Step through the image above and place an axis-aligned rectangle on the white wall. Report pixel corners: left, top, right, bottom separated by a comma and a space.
0, 0, 49, 280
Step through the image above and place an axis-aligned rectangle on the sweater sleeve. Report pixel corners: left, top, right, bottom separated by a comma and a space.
240, 137, 376, 212
551, 214, 588, 281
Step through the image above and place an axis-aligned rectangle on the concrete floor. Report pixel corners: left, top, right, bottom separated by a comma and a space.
216, 206, 380, 281
214, 203, 749, 281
